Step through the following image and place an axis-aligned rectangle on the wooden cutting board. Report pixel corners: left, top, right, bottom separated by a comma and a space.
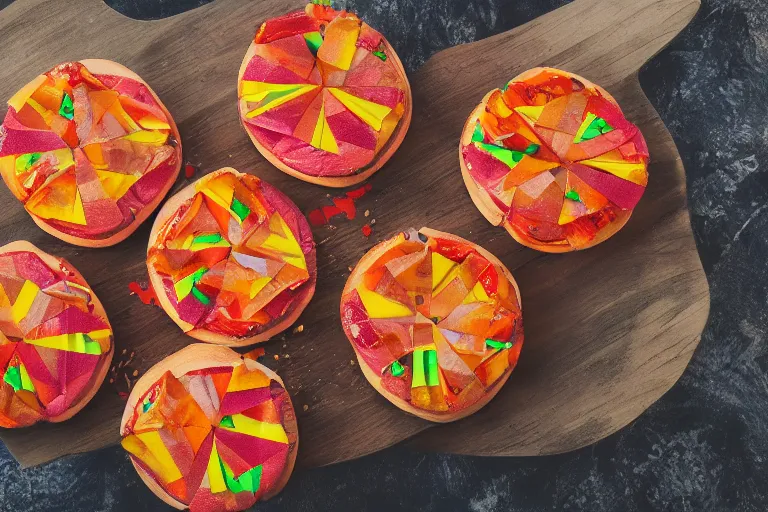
0, 0, 707, 468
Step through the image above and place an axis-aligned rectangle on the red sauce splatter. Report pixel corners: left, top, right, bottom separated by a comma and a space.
243, 347, 266, 361
184, 164, 198, 179
129, 281, 159, 306
361, 224, 373, 237
308, 183, 373, 226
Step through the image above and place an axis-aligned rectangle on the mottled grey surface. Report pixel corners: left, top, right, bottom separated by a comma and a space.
1, 0, 767, 510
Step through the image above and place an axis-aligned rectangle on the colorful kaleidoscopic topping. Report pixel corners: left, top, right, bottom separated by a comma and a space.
461, 68, 649, 251
341, 229, 523, 418
0, 60, 181, 245
238, 3, 411, 182
148, 169, 316, 343
0, 242, 113, 427
121, 346, 297, 511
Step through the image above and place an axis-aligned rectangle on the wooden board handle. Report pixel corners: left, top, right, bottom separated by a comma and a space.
419, 0, 700, 90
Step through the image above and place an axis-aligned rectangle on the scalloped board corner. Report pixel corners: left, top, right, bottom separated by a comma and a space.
0, 0, 707, 468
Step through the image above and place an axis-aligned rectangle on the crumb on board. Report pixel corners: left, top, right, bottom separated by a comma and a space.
303, 405, 309, 412
293, 324, 304, 334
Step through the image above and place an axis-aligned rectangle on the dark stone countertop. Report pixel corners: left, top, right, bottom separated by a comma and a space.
1, 0, 767, 510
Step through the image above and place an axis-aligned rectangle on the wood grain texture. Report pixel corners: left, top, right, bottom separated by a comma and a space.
0, 0, 707, 468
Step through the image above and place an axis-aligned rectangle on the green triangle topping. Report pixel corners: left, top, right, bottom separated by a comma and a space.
574, 112, 613, 143
474, 141, 526, 169
231, 197, 250, 223
390, 360, 405, 377
485, 338, 514, 350
565, 189, 580, 202
59, 93, 74, 120
304, 32, 323, 55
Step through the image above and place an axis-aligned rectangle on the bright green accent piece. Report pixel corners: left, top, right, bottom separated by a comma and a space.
3, 366, 21, 392
191, 286, 210, 305
485, 338, 514, 350
425, 350, 439, 387
59, 93, 74, 120
311, 0, 332, 5
304, 32, 323, 54
221, 459, 263, 494
189, 233, 230, 251
573, 112, 613, 143
81, 334, 102, 355
372, 50, 387, 61
142, 399, 153, 413
219, 415, 235, 428
4, 363, 34, 393
231, 197, 250, 223
573, 112, 596, 142
174, 267, 208, 301
565, 189, 581, 202
15, 153, 42, 175
475, 141, 525, 169
411, 350, 426, 388
194, 233, 223, 244
19, 363, 34, 392
524, 143, 540, 155
471, 121, 485, 143
390, 360, 405, 377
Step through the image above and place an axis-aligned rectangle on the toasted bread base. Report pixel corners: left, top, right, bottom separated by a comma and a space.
0, 240, 114, 425
459, 67, 632, 253
120, 344, 298, 508
147, 168, 316, 347
5, 59, 182, 248
341, 227, 522, 422
237, 35, 412, 188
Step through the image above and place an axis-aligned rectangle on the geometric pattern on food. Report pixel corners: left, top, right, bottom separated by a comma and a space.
461, 68, 649, 251
121, 354, 297, 511
147, 169, 316, 343
0, 61, 181, 245
238, 3, 410, 180
340, 229, 524, 418
0, 243, 113, 427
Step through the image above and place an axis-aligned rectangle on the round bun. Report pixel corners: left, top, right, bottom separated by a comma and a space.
0, 240, 113, 427
340, 227, 524, 422
147, 167, 316, 346
459, 67, 649, 252
237, 3, 412, 187
0, 59, 182, 247
120, 344, 298, 510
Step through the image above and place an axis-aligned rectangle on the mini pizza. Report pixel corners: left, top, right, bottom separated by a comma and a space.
340, 228, 523, 422
0, 60, 182, 247
147, 168, 316, 346
460, 67, 649, 252
120, 344, 298, 511
238, 3, 412, 187
0, 241, 113, 427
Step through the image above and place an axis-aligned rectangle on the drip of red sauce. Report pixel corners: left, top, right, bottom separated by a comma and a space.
184, 164, 198, 179
361, 224, 373, 237
128, 281, 159, 306
308, 183, 372, 226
